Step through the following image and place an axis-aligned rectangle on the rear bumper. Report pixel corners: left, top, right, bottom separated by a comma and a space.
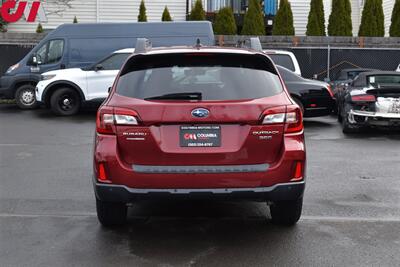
94, 180, 305, 202
303, 96, 335, 117
349, 109, 400, 126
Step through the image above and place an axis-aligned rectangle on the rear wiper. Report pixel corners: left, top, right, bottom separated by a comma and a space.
144, 92, 202, 101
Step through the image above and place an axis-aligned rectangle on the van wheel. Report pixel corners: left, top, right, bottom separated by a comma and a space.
15, 84, 38, 109
96, 199, 127, 227
270, 198, 303, 226
50, 87, 81, 116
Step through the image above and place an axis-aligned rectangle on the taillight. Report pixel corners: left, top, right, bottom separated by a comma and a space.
326, 84, 334, 98
96, 106, 139, 135
351, 94, 376, 102
261, 105, 303, 134
285, 105, 303, 133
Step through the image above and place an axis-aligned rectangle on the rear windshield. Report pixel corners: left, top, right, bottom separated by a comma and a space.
116, 53, 283, 101
268, 54, 295, 72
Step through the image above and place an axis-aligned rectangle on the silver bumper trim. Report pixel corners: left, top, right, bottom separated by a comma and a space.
350, 109, 400, 119
96, 181, 305, 195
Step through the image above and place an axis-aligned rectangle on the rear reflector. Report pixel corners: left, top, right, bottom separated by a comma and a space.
351, 94, 376, 102
291, 161, 303, 181
98, 162, 111, 183
96, 107, 139, 135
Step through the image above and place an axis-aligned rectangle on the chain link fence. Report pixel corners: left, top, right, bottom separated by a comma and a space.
286, 47, 400, 81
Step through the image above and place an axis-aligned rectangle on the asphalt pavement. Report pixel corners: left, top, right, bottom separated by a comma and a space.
1, 104, 400, 266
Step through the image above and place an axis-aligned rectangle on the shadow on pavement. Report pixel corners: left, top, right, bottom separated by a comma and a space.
96, 200, 298, 266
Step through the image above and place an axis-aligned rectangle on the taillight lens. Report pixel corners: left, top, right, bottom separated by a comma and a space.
96, 107, 139, 135
261, 105, 303, 134
351, 94, 376, 102
285, 105, 303, 133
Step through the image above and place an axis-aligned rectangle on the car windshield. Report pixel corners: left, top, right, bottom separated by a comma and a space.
116, 53, 283, 101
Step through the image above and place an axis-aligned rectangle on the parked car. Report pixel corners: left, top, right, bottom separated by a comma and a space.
277, 65, 335, 117
337, 71, 400, 133
0, 22, 214, 109
264, 50, 302, 76
93, 40, 306, 227
331, 68, 376, 97
36, 48, 133, 116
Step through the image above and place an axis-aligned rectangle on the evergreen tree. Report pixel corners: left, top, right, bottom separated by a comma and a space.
375, 0, 385, 36
36, 23, 44, 33
73, 16, 78, 23
213, 7, 237, 35
390, 0, 400, 36
328, 0, 353, 36
162, 6, 172, 21
189, 0, 206, 21
306, 0, 326, 36
272, 0, 295, 36
138, 0, 147, 22
241, 0, 265, 35
306, 12, 321, 36
359, 0, 384, 36
344, 0, 352, 32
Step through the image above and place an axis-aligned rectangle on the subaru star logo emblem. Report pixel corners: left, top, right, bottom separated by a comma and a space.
191, 108, 209, 118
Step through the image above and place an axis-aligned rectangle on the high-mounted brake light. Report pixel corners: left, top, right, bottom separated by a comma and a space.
96, 107, 139, 135
261, 105, 303, 134
351, 94, 376, 102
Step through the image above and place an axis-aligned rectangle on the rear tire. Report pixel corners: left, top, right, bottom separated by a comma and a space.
96, 199, 127, 227
341, 106, 361, 134
270, 198, 303, 226
15, 84, 38, 110
50, 87, 81, 116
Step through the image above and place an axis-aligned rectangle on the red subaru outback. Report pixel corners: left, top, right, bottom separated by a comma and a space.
93, 44, 306, 227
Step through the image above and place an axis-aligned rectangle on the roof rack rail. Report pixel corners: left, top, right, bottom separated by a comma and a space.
237, 37, 263, 52
135, 38, 152, 53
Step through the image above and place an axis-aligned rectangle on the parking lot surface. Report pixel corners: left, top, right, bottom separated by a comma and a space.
1, 104, 400, 266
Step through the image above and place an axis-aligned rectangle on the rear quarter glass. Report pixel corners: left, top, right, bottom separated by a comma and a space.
115, 53, 283, 101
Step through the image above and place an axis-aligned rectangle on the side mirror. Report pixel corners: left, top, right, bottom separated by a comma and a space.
108, 87, 112, 93
31, 54, 41, 65
94, 64, 104, 71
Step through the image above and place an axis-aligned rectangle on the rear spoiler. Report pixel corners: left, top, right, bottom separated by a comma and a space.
366, 87, 400, 95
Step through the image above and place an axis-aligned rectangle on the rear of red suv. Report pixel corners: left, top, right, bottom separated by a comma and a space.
93, 47, 306, 227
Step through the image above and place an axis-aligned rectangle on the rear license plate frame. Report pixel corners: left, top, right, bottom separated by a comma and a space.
180, 125, 221, 147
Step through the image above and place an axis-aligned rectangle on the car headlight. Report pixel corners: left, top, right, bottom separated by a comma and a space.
41, 74, 57, 81
6, 63, 19, 74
